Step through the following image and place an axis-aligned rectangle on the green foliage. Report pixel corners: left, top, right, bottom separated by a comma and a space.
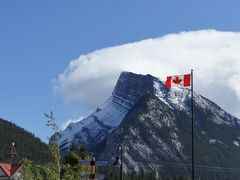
22, 158, 45, 180
44, 111, 61, 180
45, 111, 59, 133
32, 165, 45, 180
78, 144, 88, 160
43, 162, 60, 180
22, 158, 34, 180
43, 141, 61, 180
64, 142, 89, 165
61, 164, 81, 180
21, 135, 62, 180
62, 142, 92, 179
64, 142, 79, 166
45, 111, 61, 142
42, 112, 91, 179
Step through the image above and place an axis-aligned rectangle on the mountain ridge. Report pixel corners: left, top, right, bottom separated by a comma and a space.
58, 71, 240, 176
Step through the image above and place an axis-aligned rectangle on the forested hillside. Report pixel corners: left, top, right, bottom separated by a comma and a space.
0, 118, 50, 164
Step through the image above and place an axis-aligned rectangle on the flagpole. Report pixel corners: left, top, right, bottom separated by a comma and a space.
191, 69, 195, 180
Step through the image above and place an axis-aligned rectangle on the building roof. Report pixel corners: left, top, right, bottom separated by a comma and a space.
0, 163, 22, 177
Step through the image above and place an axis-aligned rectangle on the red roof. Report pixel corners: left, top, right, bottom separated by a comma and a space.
0, 163, 22, 177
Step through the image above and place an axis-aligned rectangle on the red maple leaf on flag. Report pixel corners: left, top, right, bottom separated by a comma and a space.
173, 76, 182, 84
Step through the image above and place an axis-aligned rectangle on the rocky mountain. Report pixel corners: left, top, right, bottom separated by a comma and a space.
58, 72, 240, 176
58, 72, 154, 152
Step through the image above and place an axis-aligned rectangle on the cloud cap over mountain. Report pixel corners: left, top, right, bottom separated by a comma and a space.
54, 29, 240, 118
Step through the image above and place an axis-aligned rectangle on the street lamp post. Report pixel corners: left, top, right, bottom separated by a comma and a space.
113, 144, 123, 180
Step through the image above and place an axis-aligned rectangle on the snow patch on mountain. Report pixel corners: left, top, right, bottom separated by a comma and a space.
58, 95, 129, 149
171, 132, 182, 152
93, 97, 127, 127
61, 117, 85, 130
209, 139, 217, 144
154, 78, 239, 128
153, 79, 191, 111
208, 139, 224, 146
233, 140, 240, 147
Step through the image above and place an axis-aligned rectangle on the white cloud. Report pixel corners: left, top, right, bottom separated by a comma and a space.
54, 30, 240, 118
61, 116, 85, 130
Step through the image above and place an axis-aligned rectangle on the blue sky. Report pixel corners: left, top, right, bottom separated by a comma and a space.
1, 0, 240, 143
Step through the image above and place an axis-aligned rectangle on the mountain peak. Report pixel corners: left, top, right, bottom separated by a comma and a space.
58, 72, 159, 151
116, 71, 155, 90
113, 72, 156, 109
58, 71, 240, 168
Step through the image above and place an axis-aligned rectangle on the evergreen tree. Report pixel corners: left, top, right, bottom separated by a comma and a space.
44, 111, 61, 180
22, 158, 34, 180
78, 144, 88, 160
64, 142, 79, 166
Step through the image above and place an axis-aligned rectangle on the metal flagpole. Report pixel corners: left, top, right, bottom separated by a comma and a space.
120, 145, 123, 180
191, 69, 195, 180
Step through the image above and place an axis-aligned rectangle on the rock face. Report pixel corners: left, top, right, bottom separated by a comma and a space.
58, 72, 155, 153
58, 72, 240, 175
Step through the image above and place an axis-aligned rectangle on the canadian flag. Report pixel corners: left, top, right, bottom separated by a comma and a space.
165, 74, 191, 88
